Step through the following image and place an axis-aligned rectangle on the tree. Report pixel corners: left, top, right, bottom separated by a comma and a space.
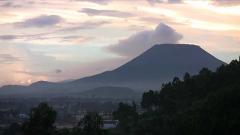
172, 77, 180, 85
22, 102, 57, 135
183, 72, 190, 81
54, 128, 71, 135
112, 58, 240, 135
113, 102, 138, 135
199, 68, 212, 76
78, 112, 105, 135
141, 90, 159, 110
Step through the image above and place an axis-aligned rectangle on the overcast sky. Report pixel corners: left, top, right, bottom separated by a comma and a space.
0, 0, 240, 86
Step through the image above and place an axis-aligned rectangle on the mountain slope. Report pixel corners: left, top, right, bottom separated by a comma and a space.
80, 86, 140, 99
0, 44, 225, 97
71, 44, 225, 90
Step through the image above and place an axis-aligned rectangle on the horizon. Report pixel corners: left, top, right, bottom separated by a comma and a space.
0, 0, 240, 86
0, 43, 228, 88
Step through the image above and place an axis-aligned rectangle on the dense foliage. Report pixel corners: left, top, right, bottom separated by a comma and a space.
77, 112, 106, 135
112, 102, 138, 134
113, 58, 240, 135
22, 102, 57, 135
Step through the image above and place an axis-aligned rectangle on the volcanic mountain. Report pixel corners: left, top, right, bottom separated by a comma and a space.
0, 44, 225, 97
70, 44, 225, 90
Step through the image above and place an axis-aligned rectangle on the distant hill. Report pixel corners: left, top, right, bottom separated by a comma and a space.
80, 86, 141, 99
0, 44, 225, 97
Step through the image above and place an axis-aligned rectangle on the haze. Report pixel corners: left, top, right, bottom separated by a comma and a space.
0, 0, 239, 86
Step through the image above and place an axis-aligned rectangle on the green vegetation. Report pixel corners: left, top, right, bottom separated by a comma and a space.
113, 58, 240, 135
2, 58, 240, 135
2, 103, 107, 135
112, 102, 138, 134
22, 102, 57, 135
77, 112, 106, 135
55, 112, 107, 135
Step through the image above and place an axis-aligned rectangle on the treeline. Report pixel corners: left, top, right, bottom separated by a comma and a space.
2, 58, 240, 135
113, 58, 240, 135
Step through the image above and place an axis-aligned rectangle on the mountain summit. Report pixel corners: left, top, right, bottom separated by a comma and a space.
0, 44, 225, 97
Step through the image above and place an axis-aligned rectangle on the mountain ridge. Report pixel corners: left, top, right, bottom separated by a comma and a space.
70, 44, 224, 90
0, 44, 225, 97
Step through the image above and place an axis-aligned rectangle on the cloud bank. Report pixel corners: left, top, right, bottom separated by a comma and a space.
0, 35, 17, 40
0, 54, 21, 64
212, 0, 240, 6
77, 0, 112, 5
80, 8, 133, 18
108, 23, 183, 57
15, 15, 62, 28
60, 21, 109, 32
146, 0, 182, 4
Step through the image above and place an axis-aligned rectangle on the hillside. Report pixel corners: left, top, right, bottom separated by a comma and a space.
113, 58, 240, 135
80, 86, 140, 99
72, 44, 224, 90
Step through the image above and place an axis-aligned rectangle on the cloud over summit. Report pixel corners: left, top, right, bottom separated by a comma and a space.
108, 23, 183, 57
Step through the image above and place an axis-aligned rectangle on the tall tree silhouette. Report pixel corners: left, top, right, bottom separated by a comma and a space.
78, 112, 105, 135
22, 102, 57, 135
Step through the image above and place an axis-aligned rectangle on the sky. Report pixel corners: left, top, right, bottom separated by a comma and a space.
0, 0, 240, 86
